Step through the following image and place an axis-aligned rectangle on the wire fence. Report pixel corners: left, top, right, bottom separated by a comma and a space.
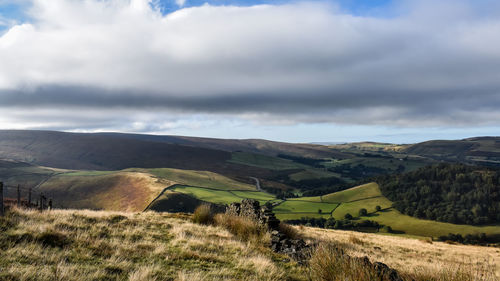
0, 181, 53, 216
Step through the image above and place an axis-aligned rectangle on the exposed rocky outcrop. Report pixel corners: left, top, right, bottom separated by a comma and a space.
226, 199, 406, 280
226, 199, 310, 263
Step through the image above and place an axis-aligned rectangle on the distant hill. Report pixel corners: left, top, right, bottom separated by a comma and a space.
0, 130, 348, 172
403, 137, 500, 166
98, 132, 348, 159
0, 130, 232, 171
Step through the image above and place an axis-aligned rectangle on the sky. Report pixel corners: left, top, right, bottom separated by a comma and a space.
0, 0, 499, 144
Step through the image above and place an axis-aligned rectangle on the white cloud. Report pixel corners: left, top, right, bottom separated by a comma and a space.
0, 0, 499, 131
175, 0, 186, 7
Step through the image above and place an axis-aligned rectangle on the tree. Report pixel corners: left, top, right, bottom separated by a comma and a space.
375, 205, 381, 212
358, 208, 368, 216
318, 209, 322, 214
325, 218, 336, 229
344, 213, 353, 220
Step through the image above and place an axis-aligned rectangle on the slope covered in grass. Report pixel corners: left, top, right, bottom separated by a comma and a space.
40, 171, 168, 211
135, 167, 256, 190
1, 208, 497, 281
299, 227, 499, 279
0, 208, 305, 281
322, 182, 384, 203
169, 185, 276, 205
273, 200, 339, 219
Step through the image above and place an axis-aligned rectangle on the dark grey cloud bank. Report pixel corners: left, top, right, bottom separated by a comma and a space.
0, 0, 500, 131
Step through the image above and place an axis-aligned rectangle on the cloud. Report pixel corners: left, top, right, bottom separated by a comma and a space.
175, 0, 186, 7
0, 0, 499, 132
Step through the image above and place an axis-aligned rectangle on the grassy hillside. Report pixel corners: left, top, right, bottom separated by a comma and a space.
0, 208, 497, 280
40, 171, 168, 211
323, 183, 382, 203
169, 185, 276, 205
132, 168, 256, 191
0, 208, 305, 281
298, 226, 499, 279
273, 200, 339, 220
102, 132, 348, 159
0, 130, 232, 171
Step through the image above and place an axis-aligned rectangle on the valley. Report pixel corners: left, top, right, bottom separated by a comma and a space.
1, 131, 500, 243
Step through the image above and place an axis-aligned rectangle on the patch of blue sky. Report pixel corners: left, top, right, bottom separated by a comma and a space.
153, 0, 396, 16
0, 0, 396, 30
0, 1, 30, 32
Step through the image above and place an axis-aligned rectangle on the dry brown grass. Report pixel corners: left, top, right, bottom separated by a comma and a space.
41, 171, 170, 212
192, 204, 214, 225
2, 207, 498, 281
213, 213, 268, 244
0, 207, 303, 281
278, 222, 301, 239
298, 227, 499, 280
348, 235, 365, 246
309, 243, 390, 281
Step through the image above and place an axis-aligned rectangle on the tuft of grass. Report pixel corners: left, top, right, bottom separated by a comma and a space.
36, 231, 72, 248
348, 235, 365, 246
108, 215, 128, 224
192, 204, 214, 225
0, 217, 17, 232
278, 223, 301, 240
214, 213, 267, 243
309, 243, 385, 281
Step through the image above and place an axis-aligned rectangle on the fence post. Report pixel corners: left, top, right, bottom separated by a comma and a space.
0, 182, 4, 217
28, 188, 32, 207
17, 185, 21, 207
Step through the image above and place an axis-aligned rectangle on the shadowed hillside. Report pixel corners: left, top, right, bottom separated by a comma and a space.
0, 130, 231, 171
98, 132, 348, 159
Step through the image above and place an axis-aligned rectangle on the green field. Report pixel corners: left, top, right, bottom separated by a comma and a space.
170, 185, 276, 205
273, 200, 339, 218
365, 208, 500, 238
331, 197, 393, 219
275, 182, 500, 239
323, 182, 382, 203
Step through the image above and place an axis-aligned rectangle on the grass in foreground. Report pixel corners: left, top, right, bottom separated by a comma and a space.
1, 207, 498, 281
0, 207, 303, 281
300, 227, 499, 280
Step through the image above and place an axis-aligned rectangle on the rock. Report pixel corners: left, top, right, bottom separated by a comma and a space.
224, 199, 317, 265
373, 262, 405, 281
